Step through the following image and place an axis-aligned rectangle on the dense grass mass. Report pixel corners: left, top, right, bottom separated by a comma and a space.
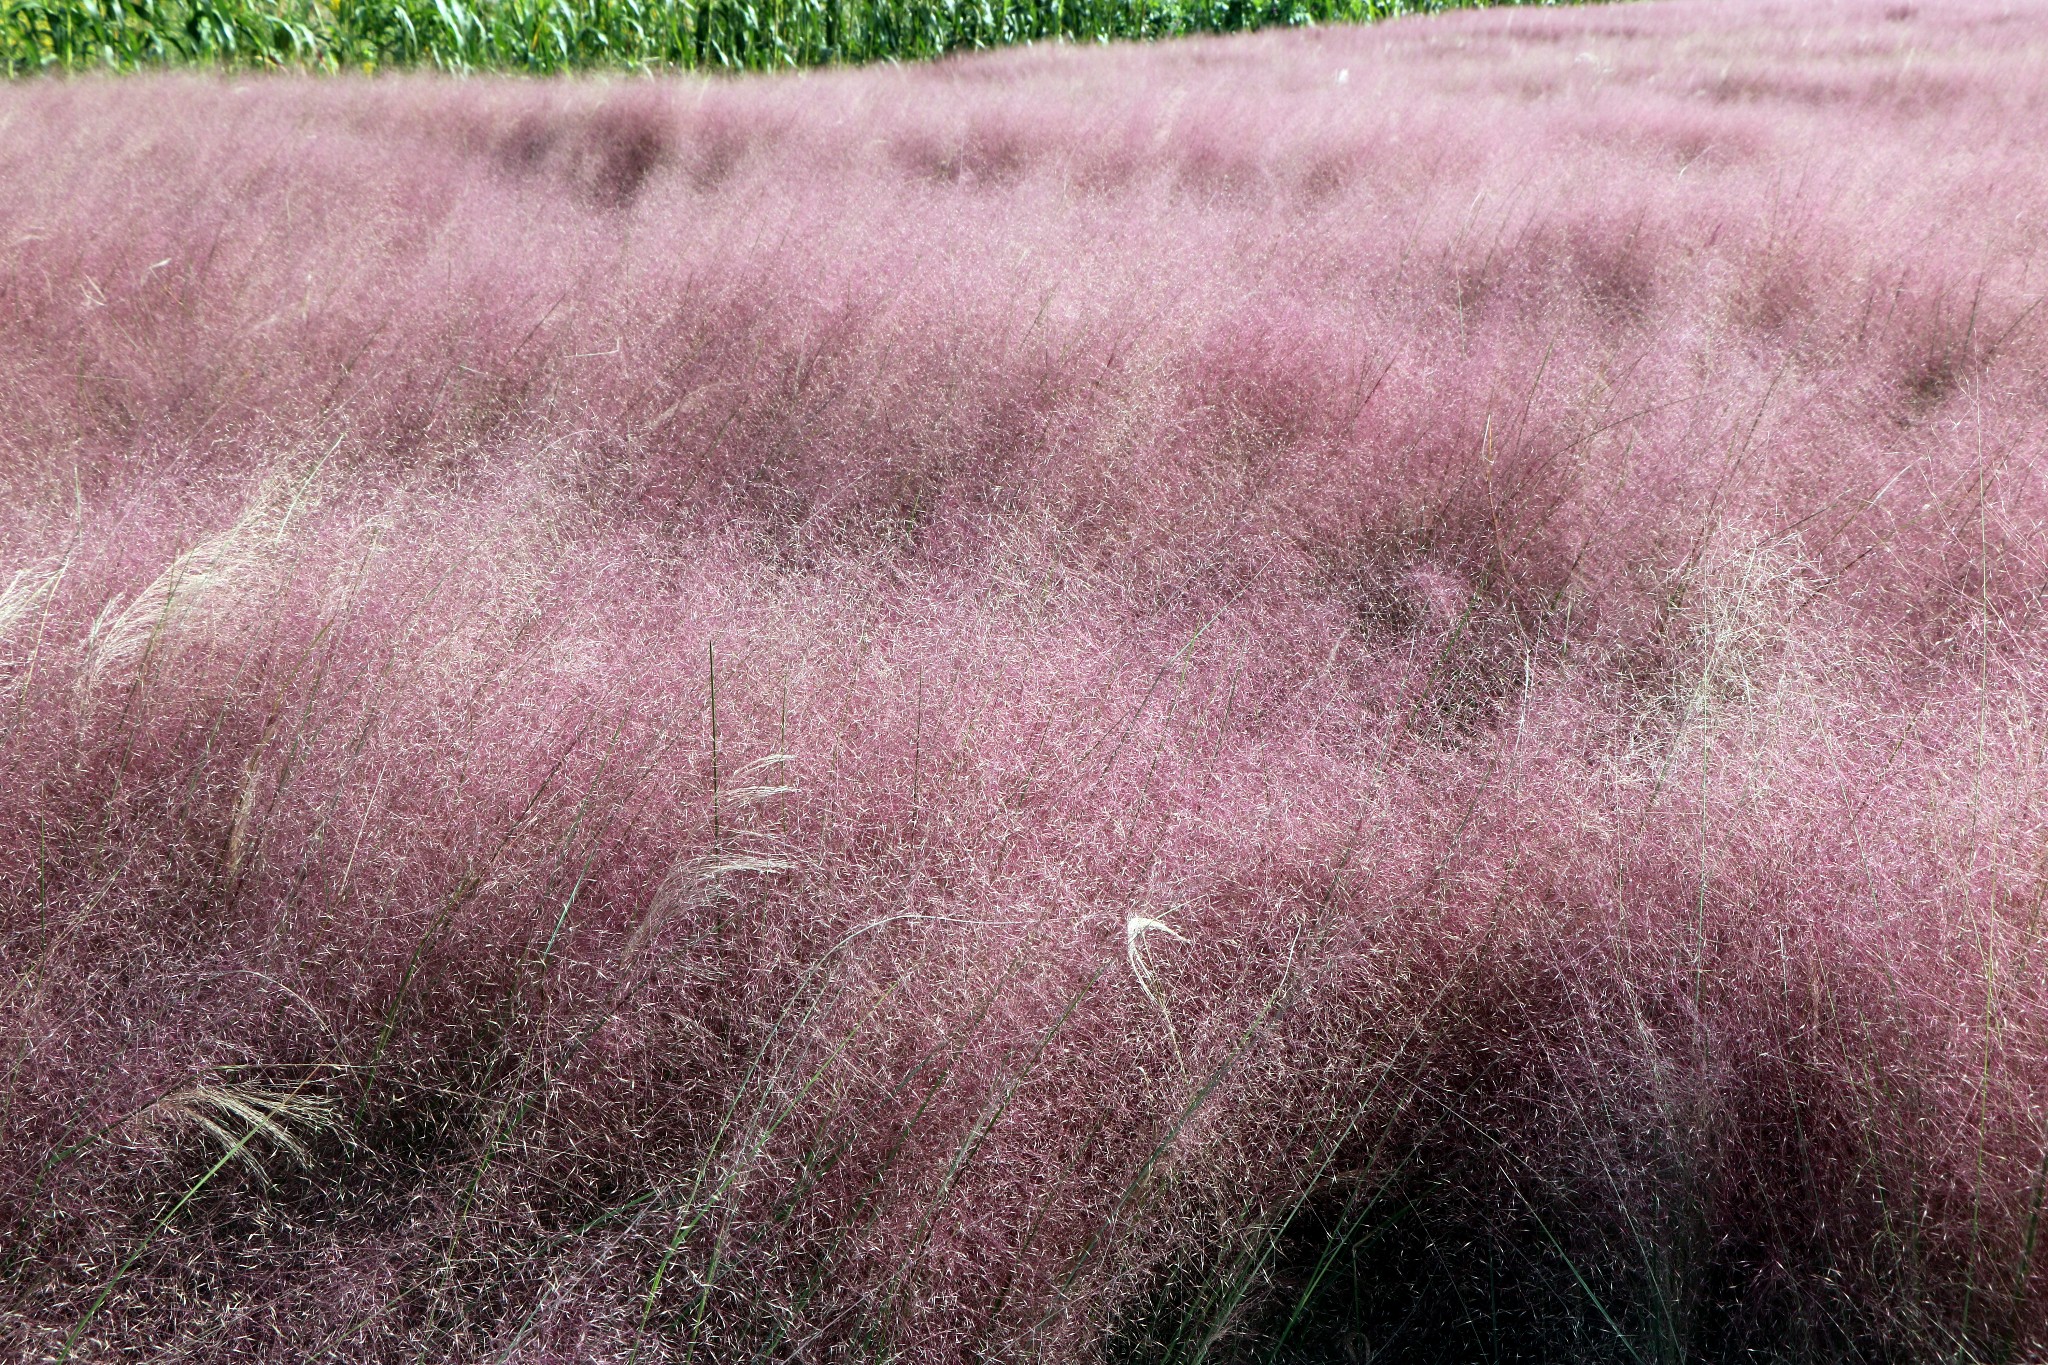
7, 1, 2048, 1360
1, 0, 1566, 75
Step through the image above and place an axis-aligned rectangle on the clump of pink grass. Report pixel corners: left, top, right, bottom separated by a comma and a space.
6, 1, 2048, 1359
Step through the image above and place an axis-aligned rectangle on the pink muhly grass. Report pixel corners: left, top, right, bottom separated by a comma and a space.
6, 1, 2048, 1359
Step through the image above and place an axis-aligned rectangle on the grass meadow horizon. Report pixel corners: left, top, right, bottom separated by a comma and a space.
7, 0, 2048, 1359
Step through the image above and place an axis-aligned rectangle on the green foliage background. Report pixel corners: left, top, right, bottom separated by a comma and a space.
3, 0, 1564, 74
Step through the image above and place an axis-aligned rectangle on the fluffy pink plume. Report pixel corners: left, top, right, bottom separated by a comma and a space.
6, 1, 2048, 1359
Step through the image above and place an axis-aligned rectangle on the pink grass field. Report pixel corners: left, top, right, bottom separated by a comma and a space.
7, 1, 2048, 1359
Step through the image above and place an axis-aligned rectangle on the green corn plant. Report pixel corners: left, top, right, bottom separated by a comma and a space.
5, 0, 1582, 75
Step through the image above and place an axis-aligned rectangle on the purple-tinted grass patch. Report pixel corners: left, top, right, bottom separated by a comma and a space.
6, 2, 2048, 1359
